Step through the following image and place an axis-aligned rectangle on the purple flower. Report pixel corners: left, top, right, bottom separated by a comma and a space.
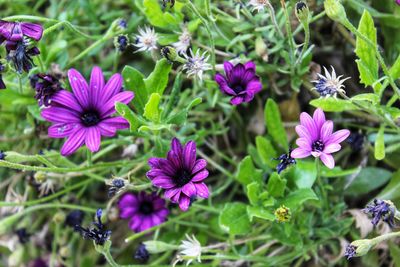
118, 192, 169, 232
0, 60, 5, 89
31, 73, 64, 106
344, 244, 356, 260
291, 108, 350, 169
74, 209, 111, 245
273, 149, 296, 174
362, 199, 396, 227
7, 42, 40, 73
146, 138, 210, 211
215, 61, 262, 105
0, 20, 43, 43
40, 66, 134, 156
396, 0, 400, 5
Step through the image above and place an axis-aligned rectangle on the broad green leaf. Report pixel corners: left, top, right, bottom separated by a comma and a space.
122, 66, 146, 114
163, 72, 182, 119
389, 55, 400, 80
143, 0, 181, 29
266, 172, 286, 198
355, 10, 379, 89
144, 59, 172, 96
377, 170, 400, 200
115, 102, 139, 132
389, 242, 400, 267
219, 203, 251, 235
27, 105, 44, 121
166, 97, 202, 125
320, 166, 361, 178
256, 136, 277, 169
236, 156, 262, 185
264, 99, 288, 151
283, 188, 318, 210
143, 93, 161, 123
374, 125, 385, 160
290, 161, 317, 188
247, 206, 275, 222
310, 98, 358, 112
346, 167, 391, 195
247, 182, 261, 206
351, 93, 379, 103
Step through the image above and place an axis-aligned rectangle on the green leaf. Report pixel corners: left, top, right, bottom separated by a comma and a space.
377, 170, 400, 200
389, 242, 400, 267
389, 55, 400, 80
219, 203, 251, 235
283, 188, 318, 210
256, 136, 277, 169
290, 161, 317, 188
143, 0, 181, 29
346, 167, 392, 195
122, 66, 146, 114
27, 105, 45, 121
144, 59, 172, 96
266, 172, 286, 198
143, 93, 161, 123
236, 156, 262, 185
247, 206, 275, 222
355, 10, 379, 89
351, 93, 379, 104
247, 182, 261, 206
115, 102, 139, 132
374, 125, 385, 160
264, 99, 288, 151
310, 98, 358, 112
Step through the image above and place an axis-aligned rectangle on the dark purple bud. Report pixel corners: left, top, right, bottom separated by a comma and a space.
134, 243, 150, 263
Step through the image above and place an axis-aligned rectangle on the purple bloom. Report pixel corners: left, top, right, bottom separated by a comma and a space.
118, 192, 169, 232
291, 108, 350, 169
40, 66, 134, 156
0, 59, 5, 89
74, 209, 111, 245
31, 73, 64, 106
273, 149, 296, 174
146, 138, 210, 211
215, 61, 262, 105
7, 42, 40, 73
396, 0, 400, 5
0, 20, 43, 43
362, 199, 396, 227
344, 244, 356, 260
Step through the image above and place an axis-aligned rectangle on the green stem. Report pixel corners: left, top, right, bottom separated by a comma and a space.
295, 21, 310, 65
266, 2, 283, 37
87, 149, 92, 167
280, 0, 296, 66
315, 158, 327, 206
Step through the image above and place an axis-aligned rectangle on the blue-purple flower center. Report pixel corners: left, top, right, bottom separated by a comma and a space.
312, 140, 324, 152
139, 201, 154, 215
174, 169, 192, 187
81, 111, 100, 126
229, 82, 245, 94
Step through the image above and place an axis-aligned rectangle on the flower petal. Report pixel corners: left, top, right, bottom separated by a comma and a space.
323, 143, 341, 154
300, 112, 318, 140
291, 148, 311, 158
165, 188, 181, 200
320, 153, 335, 169
51, 90, 83, 112
313, 108, 326, 130
60, 127, 86, 156
230, 96, 244, 105
20, 22, 43, 40
152, 177, 175, 189
195, 182, 209, 198
85, 127, 101, 153
244, 61, 256, 70
183, 141, 196, 171
119, 193, 138, 207
41, 107, 80, 123
327, 129, 350, 145
97, 122, 117, 137
100, 117, 129, 130
89, 66, 105, 107
296, 138, 311, 150
191, 170, 209, 182
223, 61, 234, 78
68, 69, 90, 108
182, 182, 196, 197
48, 123, 79, 138
320, 120, 333, 143
100, 91, 134, 117
99, 73, 123, 104
192, 159, 207, 174
178, 195, 191, 211
295, 125, 312, 143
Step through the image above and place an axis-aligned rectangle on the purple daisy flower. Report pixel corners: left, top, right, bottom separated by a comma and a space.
146, 138, 210, 211
291, 108, 350, 169
118, 192, 169, 232
0, 20, 43, 43
215, 61, 262, 105
396, 0, 400, 5
40, 66, 134, 156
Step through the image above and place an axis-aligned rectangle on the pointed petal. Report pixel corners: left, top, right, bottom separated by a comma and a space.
182, 182, 196, 197
20, 22, 43, 40
68, 69, 90, 108
48, 123, 79, 138
85, 127, 101, 152
327, 129, 350, 145
51, 90, 82, 112
100, 91, 134, 117
60, 127, 86, 156
191, 170, 209, 182
296, 137, 311, 150
152, 177, 175, 189
291, 148, 311, 158
244, 61, 256, 70
300, 112, 318, 140
320, 153, 335, 169
320, 120, 333, 142
223, 61, 234, 77
89, 66, 104, 107
164, 188, 181, 200
41, 107, 80, 123
323, 143, 341, 154
100, 116, 129, 129
192, 159, 207, 174
313, 108, 326, 130
178, 195, 191, 211
183, 141, 196, 171
230, 96, 244, 105
295, 125, 312, 142
97, 122, 117, 137
195, 182, 209, 198
99, 73, 123, 104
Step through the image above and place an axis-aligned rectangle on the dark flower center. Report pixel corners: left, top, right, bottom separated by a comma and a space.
81, 111, 100, 126
174, 168, 192, 187
312, 140, 324, 152
139, 201, 154, 215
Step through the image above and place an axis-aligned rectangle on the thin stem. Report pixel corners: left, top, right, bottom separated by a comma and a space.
280, 0, 296, 66
315, 158, 327, 206
266, 2, 283, 37
295, 21, 310, 65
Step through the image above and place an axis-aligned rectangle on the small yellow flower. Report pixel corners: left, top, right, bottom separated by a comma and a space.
274, 205, 291, 222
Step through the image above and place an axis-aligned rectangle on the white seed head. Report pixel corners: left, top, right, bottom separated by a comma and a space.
173, 234, 202, 266
312, 66, 350, 98
133, 26, 158, 52
173, 25, 191, 54
182, 49, 212, 80
248, 0, 269, 12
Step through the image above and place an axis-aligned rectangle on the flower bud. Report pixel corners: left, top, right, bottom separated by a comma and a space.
34, 171, 47, 183
161, 46, 178, 62
274, 205, 291, 222
255, 36, 268, 62
114, 35, 129, 52
60, 246, 70, 258
143, 240, 177, 254
53, 211, 66, 224
324, 0, 348, 23
351, 239, 373, 257
295, 1, 310, 25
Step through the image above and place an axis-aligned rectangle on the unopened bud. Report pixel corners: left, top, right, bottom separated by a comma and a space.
324, 0, 348, 23
255, 36, 268, 62
295, 1, 310, 25
143, 240, 177, 254
161, 46, 178, 62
